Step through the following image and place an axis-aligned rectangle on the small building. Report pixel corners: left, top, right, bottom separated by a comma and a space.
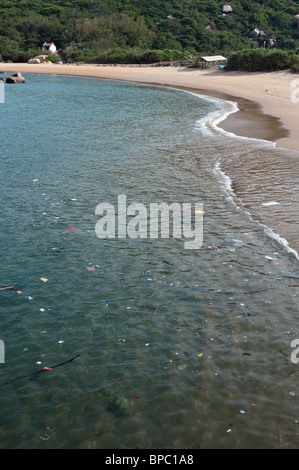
42, 42, 57, 53
200, 55, 227, 68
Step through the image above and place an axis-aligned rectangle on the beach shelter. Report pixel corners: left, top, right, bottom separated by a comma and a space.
200, 55, 227, 68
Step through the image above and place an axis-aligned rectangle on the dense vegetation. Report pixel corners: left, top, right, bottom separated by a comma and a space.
227, 48, 299, 72
0, 0, 299, 66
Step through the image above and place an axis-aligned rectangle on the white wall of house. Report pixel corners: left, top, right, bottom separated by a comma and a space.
42, 42, 57, 53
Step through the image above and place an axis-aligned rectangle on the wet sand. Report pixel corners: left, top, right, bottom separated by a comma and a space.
0, 63, 298, 151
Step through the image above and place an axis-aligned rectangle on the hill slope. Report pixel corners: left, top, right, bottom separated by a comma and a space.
0, 0, 298, 62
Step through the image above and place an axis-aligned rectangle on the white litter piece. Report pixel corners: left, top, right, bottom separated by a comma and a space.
261, 201, 280, 206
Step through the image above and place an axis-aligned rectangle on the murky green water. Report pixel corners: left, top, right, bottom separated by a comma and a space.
0, 75, 299, 449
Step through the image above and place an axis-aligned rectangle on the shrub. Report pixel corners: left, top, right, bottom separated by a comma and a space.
227, 49, 299, 72
291, 62, 299, 73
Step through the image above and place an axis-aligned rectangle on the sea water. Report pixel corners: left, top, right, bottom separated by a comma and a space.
0, 74, 299, 449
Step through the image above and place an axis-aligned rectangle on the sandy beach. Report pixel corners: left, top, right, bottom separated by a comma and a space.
1, 62, 298, 152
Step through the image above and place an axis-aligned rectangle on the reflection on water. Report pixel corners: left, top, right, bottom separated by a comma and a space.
0, 75, 298, 449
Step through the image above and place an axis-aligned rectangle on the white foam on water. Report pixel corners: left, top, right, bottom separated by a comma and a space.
192, 93, 276, 148
213, 159, 299, 261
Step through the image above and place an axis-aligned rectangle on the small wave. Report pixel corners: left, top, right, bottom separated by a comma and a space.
262, 224, 299, 261
193, 93, 276, 148
213, 160, 299, 261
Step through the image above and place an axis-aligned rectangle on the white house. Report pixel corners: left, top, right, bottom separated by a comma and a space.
42, 41, 57, 53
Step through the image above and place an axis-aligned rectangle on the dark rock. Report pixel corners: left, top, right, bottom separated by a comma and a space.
5, 72, 26, 84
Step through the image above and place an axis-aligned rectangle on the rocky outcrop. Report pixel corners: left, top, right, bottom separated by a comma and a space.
28, 54, 49, 64
5, 72, 26, 84
166, 15, 179, 21
293, 14, 299, 29
222, 5, 233, 13
249, 28, 260, 37
249, 28, 267, 38
267, 38, 276, 48
28, 58, 40, 64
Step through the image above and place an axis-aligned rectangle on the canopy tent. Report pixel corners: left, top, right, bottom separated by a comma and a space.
200, 55, 227, 68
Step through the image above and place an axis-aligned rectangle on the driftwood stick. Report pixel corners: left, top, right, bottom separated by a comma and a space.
3, 354, 80, 385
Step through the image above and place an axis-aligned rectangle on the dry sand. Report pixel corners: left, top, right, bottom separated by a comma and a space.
1, 62, 298, 152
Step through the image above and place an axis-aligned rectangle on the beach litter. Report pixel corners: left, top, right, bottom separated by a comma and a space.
261, 201, 280, 206
3, 354, 80, 385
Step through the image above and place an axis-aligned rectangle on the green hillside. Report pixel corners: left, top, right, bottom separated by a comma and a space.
0, 0, 299, 63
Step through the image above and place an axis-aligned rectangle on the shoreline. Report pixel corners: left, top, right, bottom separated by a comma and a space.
2, 62, 299, 257
1, 62, 298, 152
